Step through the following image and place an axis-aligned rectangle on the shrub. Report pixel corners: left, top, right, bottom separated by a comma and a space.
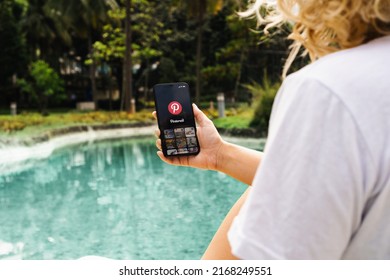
17, 60, 65, 115
0, 120, 26, 132
245, 77, 280, 136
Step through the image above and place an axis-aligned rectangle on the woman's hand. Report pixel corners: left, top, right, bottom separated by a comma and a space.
153, 103, 224, 171
153, 103, 263, 185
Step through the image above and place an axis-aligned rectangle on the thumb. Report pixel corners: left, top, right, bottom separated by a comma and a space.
192, 103, 212, 126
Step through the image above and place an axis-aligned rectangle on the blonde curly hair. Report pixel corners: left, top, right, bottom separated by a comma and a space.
240, 0, 390, 77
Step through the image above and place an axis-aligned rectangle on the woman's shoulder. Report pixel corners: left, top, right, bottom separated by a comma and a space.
274, 36, 390, 171
288, 35, 390, 95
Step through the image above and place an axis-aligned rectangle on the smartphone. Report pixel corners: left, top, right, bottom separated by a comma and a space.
153, 82, 200, 157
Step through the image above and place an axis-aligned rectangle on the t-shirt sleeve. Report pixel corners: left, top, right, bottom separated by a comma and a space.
228, 76, 372, 259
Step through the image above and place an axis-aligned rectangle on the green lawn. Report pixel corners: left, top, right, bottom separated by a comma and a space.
212, 107, 253, 129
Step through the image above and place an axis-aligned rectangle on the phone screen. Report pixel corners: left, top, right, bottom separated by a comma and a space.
153, 82, 200, 157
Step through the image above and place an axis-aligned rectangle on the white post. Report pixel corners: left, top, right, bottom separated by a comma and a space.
131, 98, 136, 114
217, 93, 225, 118
209, 101, 214, 111
10, 102, 17, 116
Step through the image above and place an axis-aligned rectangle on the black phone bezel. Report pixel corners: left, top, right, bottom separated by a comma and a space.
153, 82, 200, 157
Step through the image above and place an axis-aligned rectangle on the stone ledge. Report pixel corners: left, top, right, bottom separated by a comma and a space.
0, 122, 262, 148
0, 122, 154, 147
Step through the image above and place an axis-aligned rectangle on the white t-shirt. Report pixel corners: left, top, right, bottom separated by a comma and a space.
228, 35, 390, 259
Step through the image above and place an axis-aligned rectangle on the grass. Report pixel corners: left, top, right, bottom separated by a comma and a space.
0, 103, 254, 141
212, 106, 254, 129
0, 110, 155, 138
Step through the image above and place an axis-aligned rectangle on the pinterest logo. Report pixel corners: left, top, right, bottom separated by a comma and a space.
168, 101, 182, 115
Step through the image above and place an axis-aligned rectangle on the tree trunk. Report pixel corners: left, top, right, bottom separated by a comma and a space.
234, 48, 246, 101
108, 77, 113, 111
195, 13, 204, 104
88, 33, 98, 110
120, 61, 125, 111
37, 94, 44, 114
144, 57, 150, 102
124, 0, 134, 113
40, 94, 48, 116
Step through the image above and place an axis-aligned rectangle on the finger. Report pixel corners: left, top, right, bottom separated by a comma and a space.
152, 111, 157, 120
154, 128, 160, 138
157, 151, 187, 167
193, 103, 213, 126
157, 151, 177, 165
156, 139, 162, 150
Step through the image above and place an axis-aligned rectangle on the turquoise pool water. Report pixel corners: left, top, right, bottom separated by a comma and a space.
0, 137, 257, 260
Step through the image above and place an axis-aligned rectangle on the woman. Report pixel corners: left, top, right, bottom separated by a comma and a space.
154, 0, 390, 259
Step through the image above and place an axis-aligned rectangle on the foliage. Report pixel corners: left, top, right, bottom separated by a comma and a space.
17, 60, 65, 114
202, 62, 240, 86
85, 0, 170, 112
48, 0, 118, 41
21, 0, 73, 61
246, 76, 281, 135
90, 1, 166, 65
0, 0, 310, 116
30, 61, 64, 97
200, 8, 291, 100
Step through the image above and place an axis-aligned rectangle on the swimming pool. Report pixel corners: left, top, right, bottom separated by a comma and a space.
0, 137, 262, 260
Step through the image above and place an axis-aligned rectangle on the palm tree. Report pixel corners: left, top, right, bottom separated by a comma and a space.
53, 0, 118, 108
22, 0, 72, 62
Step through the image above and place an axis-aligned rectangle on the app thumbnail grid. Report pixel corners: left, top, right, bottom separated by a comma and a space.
164, 127, 198, 155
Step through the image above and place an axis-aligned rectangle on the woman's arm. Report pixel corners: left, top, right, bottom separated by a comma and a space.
217, 142, 263, 185
201, 187, 251, 259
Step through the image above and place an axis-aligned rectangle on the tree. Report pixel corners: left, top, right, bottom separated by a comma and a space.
90, 0, 167, 111
200, 4, 296, 101
180, 0, 224, 103
17, 60, 65, 114
201, 9, 263, 99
